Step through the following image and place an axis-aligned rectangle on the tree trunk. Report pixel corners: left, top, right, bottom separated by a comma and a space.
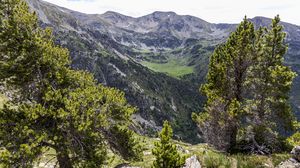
56, 150, 73, 168
228, 125, 238, 152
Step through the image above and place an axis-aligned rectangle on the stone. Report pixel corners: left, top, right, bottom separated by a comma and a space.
276, 146, 300, 168
276, 158, 300, 168
291, 146, 300, 162
183, 155, 201, 168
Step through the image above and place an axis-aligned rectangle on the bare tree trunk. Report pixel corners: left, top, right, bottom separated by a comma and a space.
228, 125, 238, 152
56, 149, 73, 168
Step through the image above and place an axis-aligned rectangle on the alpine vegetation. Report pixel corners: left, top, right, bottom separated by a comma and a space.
152, 121, 186, 168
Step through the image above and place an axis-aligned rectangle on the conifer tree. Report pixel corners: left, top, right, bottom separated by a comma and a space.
244, 15, 297, 153
263, 16, 296, 132
193, 16, 297, 153
152, 121, 186, 168
193, 17, 256, 152
0, 0, 141, 167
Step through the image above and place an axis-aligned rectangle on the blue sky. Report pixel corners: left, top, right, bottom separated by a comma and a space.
43, 0, 300, 25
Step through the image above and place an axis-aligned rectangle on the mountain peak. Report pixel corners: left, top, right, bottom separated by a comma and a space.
103, 11, 122, 16
140, 11, 179, 20
152, 11, 177, 16
102, 11, 133, 18
100, 11, 134, 24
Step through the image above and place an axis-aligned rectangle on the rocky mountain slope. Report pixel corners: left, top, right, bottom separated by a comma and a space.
26, 0, 300, 142
26, 0, 204, 143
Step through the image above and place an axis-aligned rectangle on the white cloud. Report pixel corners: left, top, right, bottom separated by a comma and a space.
43, 0, 300, 25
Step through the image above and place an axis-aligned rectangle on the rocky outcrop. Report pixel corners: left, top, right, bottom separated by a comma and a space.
183, 155, 201, 168
277, 146, 300, 168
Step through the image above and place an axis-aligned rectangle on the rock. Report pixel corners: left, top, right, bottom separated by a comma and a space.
276, 158, 300, 168
183, 155, 201, 168
291, 146, 300, 161
276, 146, 300, 168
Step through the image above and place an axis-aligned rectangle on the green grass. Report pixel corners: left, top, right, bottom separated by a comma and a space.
133, 48, 153, 54
141, 59, 194, 78
128, 137, 290, 168
0, 94, 7, 109
20, 135, 291, 167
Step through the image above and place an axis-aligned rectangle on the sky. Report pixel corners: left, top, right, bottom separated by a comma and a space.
43, 0, 300, 25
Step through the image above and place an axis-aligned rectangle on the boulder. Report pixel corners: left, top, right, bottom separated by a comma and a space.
276, 158, 300, 168
183, 155, 201, 168
276, 146, 300, 168
291, 146, 300, 162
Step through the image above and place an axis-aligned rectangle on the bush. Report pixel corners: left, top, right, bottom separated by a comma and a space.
152, 121, 186, 168
286, 132, 300, 147
203, 152, 231, 168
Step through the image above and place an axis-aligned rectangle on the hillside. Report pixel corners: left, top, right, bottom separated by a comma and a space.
26, 0, 300, 143
26, 0, 204, 143
36, 135, 291, 167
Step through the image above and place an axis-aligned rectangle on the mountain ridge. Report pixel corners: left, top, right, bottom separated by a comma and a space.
26, 0, 300, 142
26, 0, 206, 143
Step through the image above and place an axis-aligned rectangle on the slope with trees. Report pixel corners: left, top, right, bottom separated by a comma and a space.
0, 0, 141, 167
25, 0, 204, 143
24, 0, 300, 144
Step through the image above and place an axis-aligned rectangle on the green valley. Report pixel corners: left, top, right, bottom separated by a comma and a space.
141, 59, 194, 78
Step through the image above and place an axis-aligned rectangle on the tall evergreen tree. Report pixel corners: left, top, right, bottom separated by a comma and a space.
263, 16, 296, 132
244, 15, 297, 153
193, 16, 297, 153
152, 121, 186, 168
193, 17, 256, 152
0, 0, 141, 167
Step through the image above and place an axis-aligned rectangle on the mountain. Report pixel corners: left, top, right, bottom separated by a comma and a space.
26, 0, 204, 143
26, 0, 300, 142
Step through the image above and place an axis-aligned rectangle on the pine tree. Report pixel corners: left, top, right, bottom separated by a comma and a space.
263, 16, 296, 132
193, 16, 297, 153
152, 121, 186, 168
0, 0, 141, 167
193, 17, 256, 152
244, 15, 297, 153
